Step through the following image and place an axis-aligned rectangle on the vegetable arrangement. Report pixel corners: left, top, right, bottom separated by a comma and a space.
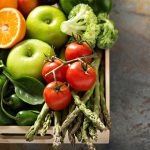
0, 0, 117, 149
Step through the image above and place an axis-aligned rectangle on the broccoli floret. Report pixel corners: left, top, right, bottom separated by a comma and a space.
97, 13, 118, 49
60, 4, 99, 48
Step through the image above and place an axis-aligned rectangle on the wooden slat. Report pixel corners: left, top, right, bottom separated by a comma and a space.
0, 50, 110, 143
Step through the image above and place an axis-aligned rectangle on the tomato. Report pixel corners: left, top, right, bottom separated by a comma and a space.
43, 81, 72, 110
42, 59, 68, 83
66, 61, 96, 91
65, 42, 92, 63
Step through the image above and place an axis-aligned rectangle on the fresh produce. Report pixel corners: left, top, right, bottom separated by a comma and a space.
97, 13, 118, 49
18, 0, 40, 17
0, 0, 18, 9
71, 91, 106, 131
40, 112, 52, 136
2, 70, 45, 105
0, 8, 26, 49
0, 80, 39, 126
26, 6, 68, 49
65, 41, 92, 63
53, 111, 62, 148
42, 58, 68, 83
99, 64, 112, 129
0, 1, 117, 149
15, 110, 39, 126
66, 61, 96, 91
4, 94, 27, 110
6, 39, 55, 80
61, 4, 100, 48
43, 81, 72, 110
81, 117, 95, 150
59, 0, 112, 15
25, 103, 50, 141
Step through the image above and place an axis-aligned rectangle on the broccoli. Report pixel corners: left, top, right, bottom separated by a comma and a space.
60, 4, 100, 48
96, 13, 118, 49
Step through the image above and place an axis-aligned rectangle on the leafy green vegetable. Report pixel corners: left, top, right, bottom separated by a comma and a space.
61, 4, 100, 48
97, 13, 118, 49
3, 70, 44, 105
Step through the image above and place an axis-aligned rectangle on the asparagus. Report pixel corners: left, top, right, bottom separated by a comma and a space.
81, 117, 96, 150
87, 95, 97, 141
70, 112, 83, 135
100, 66, 112, 130
88, 125, 97, 141
94, 53, 101, 116
67, 103, 77, 145
75, 129, 82, 142
40, 112, 52, 136
53, 111, 62, 148
25, 103, 49, 141
61, 85, 95, 132
68, 124, 76, 146
72, 91, 107, 132
61, 104, 75, 141
87, 53, 101, 140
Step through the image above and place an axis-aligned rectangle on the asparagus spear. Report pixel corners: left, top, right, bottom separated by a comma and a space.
87, 53, 101, 140
75, 129, 82, 142
86, 98, 98, 141
70, 112, 83, 135
68, 123, 76, 145
72, 91, 107, 132
53, 111, 62, 148
25, 103, 49, 141
40, 112, 52, 136
61, 85, 95, 132
61, 103, 75, 141
82, 117, 96, 150
88, 125, 97, 141
100, 66, 112, 129
94, 52, 102, 116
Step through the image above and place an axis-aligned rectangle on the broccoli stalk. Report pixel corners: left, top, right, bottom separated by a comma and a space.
61, 4, 100, 48
97, 13, 118, 49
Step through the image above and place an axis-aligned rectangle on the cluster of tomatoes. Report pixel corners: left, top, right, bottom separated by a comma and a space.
42, 41, 97, 111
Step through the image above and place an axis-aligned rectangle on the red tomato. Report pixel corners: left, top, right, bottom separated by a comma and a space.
42, 59, 68, 83
65, 42, 92, 63
66, 61, 96, 91
43, 81, 72, 110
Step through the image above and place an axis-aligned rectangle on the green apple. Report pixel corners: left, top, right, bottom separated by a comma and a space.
26, 6, 68, 49
6, 39, 55, 80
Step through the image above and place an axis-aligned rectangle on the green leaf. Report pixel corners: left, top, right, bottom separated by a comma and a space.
3, 70, 45, 105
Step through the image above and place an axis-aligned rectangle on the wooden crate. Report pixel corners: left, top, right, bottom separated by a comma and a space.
0, 49, 110, 143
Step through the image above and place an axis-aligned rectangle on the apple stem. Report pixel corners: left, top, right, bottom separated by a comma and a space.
45, 54, 97, 77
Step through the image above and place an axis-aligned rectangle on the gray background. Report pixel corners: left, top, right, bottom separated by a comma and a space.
1, 0, 150, 149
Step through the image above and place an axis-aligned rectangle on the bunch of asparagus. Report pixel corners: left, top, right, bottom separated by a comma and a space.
25, 51, 111, 150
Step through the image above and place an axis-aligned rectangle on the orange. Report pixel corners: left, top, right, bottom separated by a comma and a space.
0, 0, 18, 9
0, 8, 26, 48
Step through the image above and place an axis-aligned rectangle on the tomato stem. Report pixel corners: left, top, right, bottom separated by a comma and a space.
52, 71, 59, 89
45, 54, 97, 77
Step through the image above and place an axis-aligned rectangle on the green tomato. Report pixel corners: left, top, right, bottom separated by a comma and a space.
26, 6, 68, 49
6, 39, 55, 80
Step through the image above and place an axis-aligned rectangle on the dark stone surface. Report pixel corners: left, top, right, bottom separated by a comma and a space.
1, 0, 150, 150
